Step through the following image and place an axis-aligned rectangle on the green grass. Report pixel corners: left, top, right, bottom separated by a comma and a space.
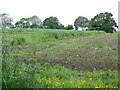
4, 28, 106, 45
2, 56, 118, 88
2, 28, 118, 88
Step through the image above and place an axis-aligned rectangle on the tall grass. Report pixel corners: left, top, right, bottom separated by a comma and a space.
2, 28, 118, 88
5, 28, 106, 45
2, 57, 118, 88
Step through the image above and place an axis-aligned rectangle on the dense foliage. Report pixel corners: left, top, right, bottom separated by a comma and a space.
43, 16, 63, 29
74, 16, 89, 30
65, 25, 74, 30
90, 12, 118, 33
15, 16, 43, 28
0, 13, 14, 28
0, 12, 118, 32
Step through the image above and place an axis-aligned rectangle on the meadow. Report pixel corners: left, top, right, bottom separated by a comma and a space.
1, 28, 118, 88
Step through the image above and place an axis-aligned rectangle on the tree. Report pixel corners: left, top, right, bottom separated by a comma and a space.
0, 13, 14, 28
15, 18, 30, 28
29, 16, 43, 28
15, 20, 24, 28
15, 16, 43, 28
43, 16, 61, 29
74, 16, 89, 30
65, 25, 73, 30
90, 12, 118, 33
57, 24, 65, 29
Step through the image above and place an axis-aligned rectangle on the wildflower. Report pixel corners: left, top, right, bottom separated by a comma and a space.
95, 86, 99, 88
62, 82, 64, 85
48, 78, 50, 81
58, 82, 61, 85
41, 78, 44, 81
83, 80, 86, 83
19, 71, 22, 74
106, 85, 109, 88
44, 78, 52, 85
89, 78, 92, 80
49, 81, 51, 84
80, 80, 86, 84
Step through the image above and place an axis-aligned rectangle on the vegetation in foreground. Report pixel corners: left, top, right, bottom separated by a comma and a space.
2, 29, 118, 88
3, 58, 118, 88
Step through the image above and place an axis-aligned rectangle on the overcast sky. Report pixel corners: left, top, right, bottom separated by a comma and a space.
0, 0, 119, 26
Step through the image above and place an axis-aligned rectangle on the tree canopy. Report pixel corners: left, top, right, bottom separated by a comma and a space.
74, 16, 89, 30
15, 16, 43, 28
43, 16, 61, 29
0, 13, 14, 28
0, 12, 118, 33
65, 25, 74, 30
29, 16, 43, 28
90, 12, 118, 33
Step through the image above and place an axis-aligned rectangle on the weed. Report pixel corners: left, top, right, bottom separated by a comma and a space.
11, 36, 26, 46
97, 43, 105, 48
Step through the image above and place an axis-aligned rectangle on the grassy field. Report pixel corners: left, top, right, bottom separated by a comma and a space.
2, 28, 118, 88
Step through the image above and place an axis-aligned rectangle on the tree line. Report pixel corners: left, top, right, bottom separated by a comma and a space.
0, 12, 118, 33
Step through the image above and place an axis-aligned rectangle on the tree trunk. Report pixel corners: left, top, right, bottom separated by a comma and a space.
75, 26, 78, 30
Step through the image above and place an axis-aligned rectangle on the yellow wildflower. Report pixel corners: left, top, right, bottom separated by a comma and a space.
19, 71, 22, 74
95, 86, 99, 88
106, 85, 109, 88
89, 78, 92, 80
62, 82, 64, 85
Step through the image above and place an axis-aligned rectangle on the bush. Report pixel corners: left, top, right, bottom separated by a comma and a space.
65, 25, 73, 30
11, 36, 26, 46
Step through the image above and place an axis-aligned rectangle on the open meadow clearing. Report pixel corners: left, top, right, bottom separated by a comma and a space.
2, 28, 118, 88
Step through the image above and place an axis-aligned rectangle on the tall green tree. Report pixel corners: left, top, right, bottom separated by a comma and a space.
29, 16, 43, 28
15, 18, 30, 28
90, 12, 118, 33
43, 16, 61, 29
15, 20, 24, 28
0, 13, 14, 28
74, 16, 89, 30
15, 16, 43, 28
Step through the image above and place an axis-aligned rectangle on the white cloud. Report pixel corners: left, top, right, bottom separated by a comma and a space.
0, 0, 119, 26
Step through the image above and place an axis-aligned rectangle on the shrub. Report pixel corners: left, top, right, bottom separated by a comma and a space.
11, 36, 26, 46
